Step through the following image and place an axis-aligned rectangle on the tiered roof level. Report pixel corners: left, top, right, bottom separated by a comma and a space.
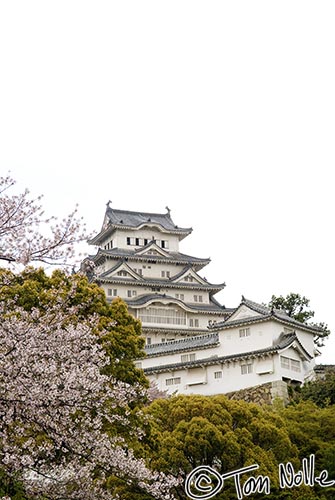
87, 203, 231, 344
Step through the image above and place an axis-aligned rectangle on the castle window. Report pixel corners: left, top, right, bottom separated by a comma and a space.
214, 371, 222, 379
107, 288, 118, 296
138, 307, 186, 326
291, 359, 301, 372
181, 353, 196, 362
175, 293, 184, 300
104, 241, 113, 250
117, 270, 128, 276
239, 328, 250, 338
166, 377, 181, 386
189, 318, 199, 327
280, 356, 301, 372
241, 362, 253, 375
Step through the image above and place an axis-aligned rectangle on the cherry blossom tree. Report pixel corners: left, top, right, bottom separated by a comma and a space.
0, 174, 87, 266
0, 298, 178, 499
0, 176, 179, 498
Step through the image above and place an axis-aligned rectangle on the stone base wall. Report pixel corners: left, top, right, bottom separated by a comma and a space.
225, 380, 289, 406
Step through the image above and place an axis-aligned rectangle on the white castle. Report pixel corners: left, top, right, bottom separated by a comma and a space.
85, 204, 320, 398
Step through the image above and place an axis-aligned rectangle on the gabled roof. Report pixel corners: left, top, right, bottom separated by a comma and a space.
171, 265, 225, 290
144, 331, 313, 374
126, 293, 227, 315
145, 332, 220, 357
212, 296, 324, 335
97, 261, 224, 293
89, 247, 210, 270
136, 241, 170, 258
98, 261, 144, 282
99, 274, 224, 294
89, 206, 192, 245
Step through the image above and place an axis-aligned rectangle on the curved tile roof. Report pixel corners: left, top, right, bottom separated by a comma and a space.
90, 247, 210, 268
90, 206, 192, 244
145, 332, 220, 357
212, 296, 324, 334
126, 293, 227, 314
106, 207, 191, 233
144, 332, 313, 374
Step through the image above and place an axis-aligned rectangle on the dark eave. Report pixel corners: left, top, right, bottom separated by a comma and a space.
145, 332, 220, 357
89, 207, 192, 245
125, 293, 227, 315
141, 326, 213, 336
211, 296, 325, 335
98, 275, 225, 294
89, 247, 211, 270
212, 312, 323, 335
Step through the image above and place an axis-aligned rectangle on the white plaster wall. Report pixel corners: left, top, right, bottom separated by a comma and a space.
147, 355, 281, 396
135, 263, 181, 280
218, 322, 279, 355
294, 328, 316, 357
112, 228, 180, 252
227, 305, 262, 322
141, 345, 220, 369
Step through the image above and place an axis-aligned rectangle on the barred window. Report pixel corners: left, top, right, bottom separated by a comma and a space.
280, 356, 301, 372
189, 318, 199, 327
241, 362, 253, 375
138, 307, 186, 325
166, 377, 181, 386
181, 353, 196, 362
239, 328, 250, 338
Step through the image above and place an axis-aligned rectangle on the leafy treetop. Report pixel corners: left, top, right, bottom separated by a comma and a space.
268, 292, 330, 347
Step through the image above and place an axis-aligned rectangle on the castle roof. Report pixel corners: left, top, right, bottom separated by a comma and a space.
97, 261, 225, 294
126, 293, 227, 315
89, 206, 192, 245
143, 332, 313, 374
211, 296, 324, 335
89, 245, 211, 270
145, 332, 220, 357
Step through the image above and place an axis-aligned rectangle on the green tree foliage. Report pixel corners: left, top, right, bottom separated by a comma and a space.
269, 293, 315, 323
0, 267, 147, 389
143, 395, 298, 499
295, 371, 335, 408
268, 293, 330, 346
0, 267, 183, 499
137, 394, 335, 500
279, 401, 335, 500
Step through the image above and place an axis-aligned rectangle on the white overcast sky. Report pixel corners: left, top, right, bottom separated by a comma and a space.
1, 1, 334, 364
